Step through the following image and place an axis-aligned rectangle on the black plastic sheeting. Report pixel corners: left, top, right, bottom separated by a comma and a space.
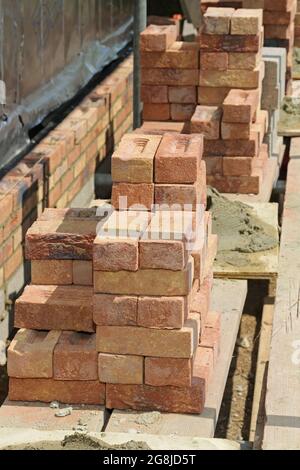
0, 0, 133, 171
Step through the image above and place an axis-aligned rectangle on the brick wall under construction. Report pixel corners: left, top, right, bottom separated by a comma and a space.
0, 56, 133, 343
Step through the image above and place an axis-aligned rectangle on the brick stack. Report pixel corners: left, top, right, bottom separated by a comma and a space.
94, 131, 219, 413
7, 130, 221, 415
141, 24, 199, 123
8, 208, 105, 405
111, 133, 207, 210
195, 7, 269, 194
243, 0, 297, 94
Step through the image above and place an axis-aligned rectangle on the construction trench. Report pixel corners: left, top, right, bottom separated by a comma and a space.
0, 0, 300, 452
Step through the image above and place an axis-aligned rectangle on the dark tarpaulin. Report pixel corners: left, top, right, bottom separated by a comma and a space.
0, 0, 133, 172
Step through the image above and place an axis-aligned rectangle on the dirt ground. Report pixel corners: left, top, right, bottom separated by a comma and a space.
215, 280, 269, 442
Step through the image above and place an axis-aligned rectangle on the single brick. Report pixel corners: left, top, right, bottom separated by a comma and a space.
200, 52, 228, 71
143, 103, 170, 121
99, 354, 143, 384
73, 260, 93, 286
97, 315, 200, 358
231, 9, 263, 36
139, 239, 188, 271
221, 122, 251, 140
168, 86, 197, 104
170, 104, 196, 121
145, 357, 192, 387
26, 216, 102, 261
141, 68, 199, 86
9, 378, 105, 405
94, 257, 194, 296
204, 136, 258, 157
222, 89, 259, 123
155, 182, 201, 211
199, 33, 261, 53
199, 66, 263, 89
198, 86, 231, 106
97, 210, 150, 239
190, 106, 222, 140
53, 332, 98, 381
93, 237, 139, 272
137, 296, 188, 329
93, 294, 137, 326
111, 183, 154, 211
155, 133, 203, 184
228, 52, 261, 70
203, 7, 235, 35
140, 24, 177, 51
31, 260, 73, 285
223, 157, 253, 176
15, 285, 94, 333
8, 329, 61, 379
112, 134, 161, 184
141, 85, 168, 104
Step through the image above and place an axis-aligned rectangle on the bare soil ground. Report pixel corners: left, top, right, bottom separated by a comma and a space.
215, 280, 269, 441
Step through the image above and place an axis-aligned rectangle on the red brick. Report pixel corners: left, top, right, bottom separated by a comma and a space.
97, 315, 199, 358
93, 237, 138, 272
15, 285, 94, 333
139, 239, 188, 271
94, 258, 194, 296
155, 183, 200, 211
221, 122, 251, 140
137, 296, 187, 329
222, 89, 259, 123
141, 68, 199, 86
25, 216, 100, 261
141, 41, 199, 68
145, 357, 192, 387
203, 7, 235, 35
200, 52, 228, 71
193, 347, 214, 392
200, 324, 220, 365
143, 103, 170, 121
170, 104, 196, 121
99, 354, 143, 385
8, 329, 61, 379
9, 378, 105, 405
198, 86, 231, 106
204, 136, 258, 157
31, 260, 73, 285
199, 66, 263, 88
204, 156, 223, 175
111, 183, 154, 211
112, 133, 161, 183
53, 332, 98, 381
155, 133, 203, 184
190, 105, 222, 139
141, 85, 168, 104
140, 24, 177, 51
168, 86, 197, 103
73, 260, 93, 286
231, 9, 263, 36
223, 157, 253, 176
207, 171, 262, 194
199, 33, 260, 52
228, 51, 261, 70
137, 121, 187, 135
93, 294, 138, 326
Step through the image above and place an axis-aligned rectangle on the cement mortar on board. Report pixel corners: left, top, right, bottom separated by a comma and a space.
207, 188, 278, 268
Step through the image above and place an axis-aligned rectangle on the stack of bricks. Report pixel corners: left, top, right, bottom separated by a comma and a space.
243, 0, 297, 94
7, 130, 221, 414
194, 7, 269, 194
8, 208, 105, 404
111, 133, 207, 211
0, 56, 133, 344
141, 24, 199, 123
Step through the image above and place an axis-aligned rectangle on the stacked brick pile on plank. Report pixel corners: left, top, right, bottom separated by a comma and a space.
7, 131, 221, 414
243, 0, 297, 94
141, 24, 199, 123
196, 7, 269, 194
